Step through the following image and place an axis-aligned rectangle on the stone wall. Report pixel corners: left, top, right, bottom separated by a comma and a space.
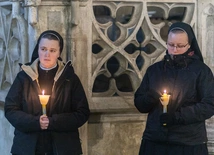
0, 102, 13, 155
1, 0, 214, 155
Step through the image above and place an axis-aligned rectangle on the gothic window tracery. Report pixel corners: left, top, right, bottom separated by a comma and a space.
92, 1, 195, 99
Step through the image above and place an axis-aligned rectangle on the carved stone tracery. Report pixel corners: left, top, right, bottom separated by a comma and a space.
0, 1, 27, 101
91, 1, 195, 112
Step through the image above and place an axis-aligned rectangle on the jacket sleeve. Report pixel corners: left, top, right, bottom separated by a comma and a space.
134, 69, 160, 113
175, 66, 214, 125
48, 74, 90, 132
4, 73, 41, 133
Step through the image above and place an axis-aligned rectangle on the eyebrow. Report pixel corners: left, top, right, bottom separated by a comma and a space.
39, 46, 58, 50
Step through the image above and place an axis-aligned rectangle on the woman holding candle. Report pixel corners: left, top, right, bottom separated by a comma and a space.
134, 22, 214, 155
4, 30, 90, 155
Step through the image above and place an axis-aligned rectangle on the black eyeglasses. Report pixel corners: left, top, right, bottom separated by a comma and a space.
167, 42, 189, 50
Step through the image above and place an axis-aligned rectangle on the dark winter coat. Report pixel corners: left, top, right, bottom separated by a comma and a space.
4, 59, 90, 155
134, 54, 214, 145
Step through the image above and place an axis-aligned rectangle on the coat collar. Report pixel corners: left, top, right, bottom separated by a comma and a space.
20, 58, 72, 81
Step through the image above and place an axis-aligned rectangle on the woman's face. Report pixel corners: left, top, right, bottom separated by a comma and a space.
38, 38, 60, 69
167, 31, 190, 55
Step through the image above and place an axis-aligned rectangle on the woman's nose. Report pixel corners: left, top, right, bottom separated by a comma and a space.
172, 46, 178, 51
45, 50, 50, 56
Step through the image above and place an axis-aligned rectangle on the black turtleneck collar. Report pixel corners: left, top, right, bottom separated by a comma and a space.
164, 50, 198, 69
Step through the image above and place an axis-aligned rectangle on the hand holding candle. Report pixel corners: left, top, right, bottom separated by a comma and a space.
159, 90, 170, 126
38, 90, 50, 115
160, 90, 170, 113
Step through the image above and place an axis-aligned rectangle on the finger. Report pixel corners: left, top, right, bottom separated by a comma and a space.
41, 115, 48, 119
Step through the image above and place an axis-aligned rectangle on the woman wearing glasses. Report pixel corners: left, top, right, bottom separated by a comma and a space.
5, 30, 90, 155
134, 22, 214, 155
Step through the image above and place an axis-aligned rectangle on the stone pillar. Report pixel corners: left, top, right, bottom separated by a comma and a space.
198, 0, 214, 154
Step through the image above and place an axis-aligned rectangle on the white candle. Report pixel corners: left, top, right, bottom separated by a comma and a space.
160, 90, 170, 113
160, 90, 170, 126
38, 90, 50, 115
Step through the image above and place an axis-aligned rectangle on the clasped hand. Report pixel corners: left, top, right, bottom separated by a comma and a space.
40, 115, 49, 130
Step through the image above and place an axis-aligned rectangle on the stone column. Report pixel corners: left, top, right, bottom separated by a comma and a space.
198, 0, 214, 154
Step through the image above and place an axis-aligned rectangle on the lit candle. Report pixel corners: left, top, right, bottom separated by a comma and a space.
38, 90, 50, 115
160, 90, 170, 126
160, 90, 170, 113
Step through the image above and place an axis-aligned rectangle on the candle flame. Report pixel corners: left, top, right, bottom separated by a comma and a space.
164, 90, 166, 93
42, 90, 45, 95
